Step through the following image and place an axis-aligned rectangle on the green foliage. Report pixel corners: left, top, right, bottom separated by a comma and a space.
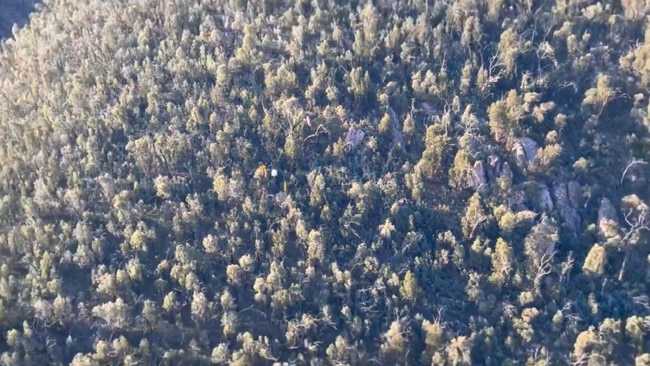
583, 244, 607, 276
0, 0, 649, 364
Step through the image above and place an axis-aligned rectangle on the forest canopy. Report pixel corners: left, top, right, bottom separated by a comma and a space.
0, 0, 650, 365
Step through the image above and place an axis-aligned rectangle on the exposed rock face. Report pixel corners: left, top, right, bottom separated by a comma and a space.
598, 198, 620, 242
521, 138, 540, 162
344, 127, 365, 149
275, 191, 288, 204
500, 162, 513, 182
486, 154, 501, 183
419, 102, 438, 116
567, 181, 583, 208
553, 182, 581, 233
513, 143, 526, 170
471, 161, 487, 192
528, 215, 559, 260
465, 153, 513, 192
598, 198, 618, 226
97, 173, 116, 202
552, 183, 569, 211
538, 183, 554, 212
387, 106, 405, 149
507, 191, 526, 211
512, 137, 539, 171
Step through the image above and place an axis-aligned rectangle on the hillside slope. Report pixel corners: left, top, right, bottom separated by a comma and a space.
0, 0, 649, 364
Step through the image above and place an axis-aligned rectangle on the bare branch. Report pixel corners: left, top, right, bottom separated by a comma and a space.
239, 305, 267, 318
571, 352, 590, 366
534, 250, 556, 289
620, 158, 648, 184
469, 216, 487, 238
632, 295, 650, 311
560, 251, 575, 287
618, 206, 649, 281
303, 124, 328, 143
565, 313, 583, 326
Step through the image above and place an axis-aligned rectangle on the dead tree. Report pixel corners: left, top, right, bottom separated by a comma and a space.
620, 157, 648, 185
618, 207, 649, 281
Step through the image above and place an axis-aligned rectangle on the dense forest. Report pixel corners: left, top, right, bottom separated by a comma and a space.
0, 0, 650, 364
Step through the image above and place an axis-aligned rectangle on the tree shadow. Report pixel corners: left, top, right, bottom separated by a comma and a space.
0, 0, 40, 39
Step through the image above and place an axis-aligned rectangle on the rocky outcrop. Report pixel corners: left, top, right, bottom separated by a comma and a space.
275, 191, 288, 204
387, 107, 405, 149
486, 154, 501, 183
344, 127, 365, 149
512, 137, 539, 171
567, 181, 583, 208
598, 197, 620, 242
553, 182, 581, 233
501, 162, 513, 182
598, 198, 617, 226
538, 183, 554, 212
507, 191, 526, 211
471, 161, 487, 192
